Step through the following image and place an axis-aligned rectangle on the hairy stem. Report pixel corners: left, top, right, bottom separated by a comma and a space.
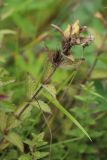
17, 66, 57, 118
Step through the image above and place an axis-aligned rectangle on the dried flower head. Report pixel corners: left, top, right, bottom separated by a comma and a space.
48, 20, 94, 67
51, 20, 94, 49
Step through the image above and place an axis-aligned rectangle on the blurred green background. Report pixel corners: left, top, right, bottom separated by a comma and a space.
0, 0, 107, 160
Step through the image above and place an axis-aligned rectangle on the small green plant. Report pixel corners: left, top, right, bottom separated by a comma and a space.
0, 1, 107, 159
0, 20, 94, 159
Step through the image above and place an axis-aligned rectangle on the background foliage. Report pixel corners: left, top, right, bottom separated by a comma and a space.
0, 0, 107, 159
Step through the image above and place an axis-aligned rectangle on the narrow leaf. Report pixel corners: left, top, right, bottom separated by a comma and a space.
43, 93, 92, 141
0, 29, 16, 35
0, 112, 7, 132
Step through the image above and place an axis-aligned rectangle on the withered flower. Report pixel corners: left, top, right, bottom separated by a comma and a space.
51, 20, 80, 39
48, 20, 94, 67
51, 20, 94, 48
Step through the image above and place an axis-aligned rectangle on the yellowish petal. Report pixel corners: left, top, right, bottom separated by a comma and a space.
64, 24, 71, 38
72, 20, 80, 35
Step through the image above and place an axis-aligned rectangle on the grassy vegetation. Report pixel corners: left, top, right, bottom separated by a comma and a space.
0, 0, 107, 159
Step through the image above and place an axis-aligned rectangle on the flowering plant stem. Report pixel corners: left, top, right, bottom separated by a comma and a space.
17, 66, 58, 119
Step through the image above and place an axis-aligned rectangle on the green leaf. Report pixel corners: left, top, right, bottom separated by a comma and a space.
4, 149, 18, 160
0, 67, 9, 77
32, 100, 52, 113
26, 73, 36, 99
43, 84, 56, 98
5, 132, 24, 152
32, 151, 48, 159
12, 13, 34, 36
88, 90, 105, 100
91, 68, 107, 79
0, 141, 9, 151
75, 95, 86, 102
0, 101, 15, 112
1, 8, 15, 20
31, 132, 47, 147
0, 111, 7, 132
6, 115, 21, 130
43, 93, 92, 141
19, 154, 32, 160
0, 79, 15, 87
0, 29, 16, 47
0, 29, 16, 35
